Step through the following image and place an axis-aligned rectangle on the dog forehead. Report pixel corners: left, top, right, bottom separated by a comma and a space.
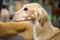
15, 3, 42, 14
25, 3, 41, 7
22, 3, 41, 10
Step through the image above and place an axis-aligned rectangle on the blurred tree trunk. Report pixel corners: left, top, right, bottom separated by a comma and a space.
58, 0, 60, 7
0, 0, 3, 13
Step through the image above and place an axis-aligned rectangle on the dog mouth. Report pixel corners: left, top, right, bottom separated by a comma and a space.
13, 16, 35, 22
13, 17, 35, 22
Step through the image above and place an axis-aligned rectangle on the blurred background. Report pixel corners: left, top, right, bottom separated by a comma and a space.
0, 0, 60, 28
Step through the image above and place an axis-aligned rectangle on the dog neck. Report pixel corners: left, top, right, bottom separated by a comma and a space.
32, 20, 59, 40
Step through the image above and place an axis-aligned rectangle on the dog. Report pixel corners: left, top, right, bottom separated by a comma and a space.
13, 3, 60, 40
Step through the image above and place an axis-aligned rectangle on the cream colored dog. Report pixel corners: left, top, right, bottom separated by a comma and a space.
13, 3, 60, 40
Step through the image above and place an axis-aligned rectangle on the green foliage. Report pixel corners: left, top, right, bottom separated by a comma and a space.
48, 14, 56, 20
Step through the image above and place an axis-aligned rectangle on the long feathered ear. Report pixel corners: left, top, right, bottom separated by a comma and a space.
37, 7, 50, 26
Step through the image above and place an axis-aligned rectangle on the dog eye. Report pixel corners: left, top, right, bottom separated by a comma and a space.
24, 8, 28, 11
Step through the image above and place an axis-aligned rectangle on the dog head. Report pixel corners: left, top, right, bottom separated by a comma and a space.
13, 3, 50, 26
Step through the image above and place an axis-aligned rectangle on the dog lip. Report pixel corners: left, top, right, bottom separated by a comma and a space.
13, 19, 32, 22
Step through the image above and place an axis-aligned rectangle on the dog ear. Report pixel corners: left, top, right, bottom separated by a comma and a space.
37, 8, 50, 27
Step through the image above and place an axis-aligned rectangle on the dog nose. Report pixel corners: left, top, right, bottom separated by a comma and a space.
6, 35, 24, 40
10, 15, 13, 20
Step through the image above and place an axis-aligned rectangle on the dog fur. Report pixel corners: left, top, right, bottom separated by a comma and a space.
0, 21, 33, 40
47, 32, 60, 40
13, 3, 60, 40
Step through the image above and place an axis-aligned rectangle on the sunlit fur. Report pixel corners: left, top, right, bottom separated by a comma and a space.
12, 3, 60, 40
0, 21, 33, 40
